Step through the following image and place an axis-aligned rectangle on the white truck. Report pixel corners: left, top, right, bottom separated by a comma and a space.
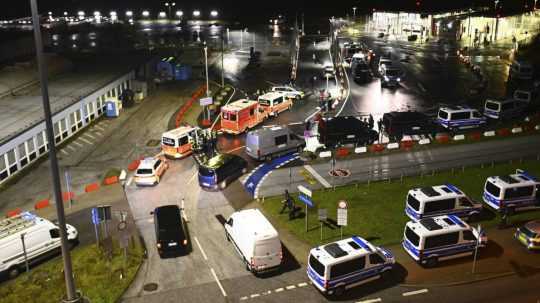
0, 212, 78, 279
224, 209, 282, 274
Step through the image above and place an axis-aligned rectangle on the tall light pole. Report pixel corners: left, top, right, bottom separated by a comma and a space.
353, 7, 357, 19
30, 0, 80, 302
165, 2, 175, 19
204, 44, 209, 96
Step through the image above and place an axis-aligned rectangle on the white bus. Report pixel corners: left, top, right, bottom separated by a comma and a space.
482, 169, 540, 214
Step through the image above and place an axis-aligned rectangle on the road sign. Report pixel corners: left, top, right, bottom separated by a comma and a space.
337, 200, 348, 226
297, 185, 312, 197
318, 208, 327, 221
338, 200, 348, 209
200, 97, 213, 106
298, 194, 314, 208
91, 207, 101, 225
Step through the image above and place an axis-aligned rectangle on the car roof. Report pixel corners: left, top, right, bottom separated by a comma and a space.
488, 170, 538, 187
407, 215, 470, 236
163, 126, 196, 138
439, 105, 475, 113
524, 220, 540, 233
138, 157, 159, 169
200, 153, 239, 169
410, 184, 464, 200
310, 236, 377, 266
259, 91, 285, 99
221, 99, 258, 111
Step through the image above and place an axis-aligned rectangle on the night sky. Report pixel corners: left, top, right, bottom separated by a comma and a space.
2, 0, 531, 19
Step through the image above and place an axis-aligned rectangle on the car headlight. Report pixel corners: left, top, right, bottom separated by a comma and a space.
397, 77, 401, 82
384, 76, 389, 81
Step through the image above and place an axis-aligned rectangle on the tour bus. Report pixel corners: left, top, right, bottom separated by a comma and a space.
307, 236, 395, 296
483, 99, 528, 120
258, 92, 293, 117
436, 106, 486, 130
220, 99, 268, 135
482, 169, 540, 214
405, 184, 483, 221
161, 126, 200, 159
0, 212, 78, 279
402, 215, 487, 267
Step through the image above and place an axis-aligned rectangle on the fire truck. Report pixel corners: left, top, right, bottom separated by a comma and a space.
220, 99, 268, 134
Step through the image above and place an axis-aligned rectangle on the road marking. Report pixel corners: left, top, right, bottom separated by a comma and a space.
78, 137, 93, 145
94, 125, 105, 131
288, 122, 303, 126
60, 149, 69, 155
73, 141, 83, 148
187, 171, 198, 185
303, 165, 331, 188
93, 131, 103, 136
126, 176, 133, 187
402, 289, 428, 297
297, 282, 308, 287
250, 293, 260, 298
304, 107, 321, 122
66, 145, 77, 152
240, 296, 248, 301
224, 145, 245, 153
194, 236, 208, 261
285, 285, 296, 290
210, 267, 227, 297
274, 288, 284, 293
357, 298, 382, 303
84, 133, 96, 140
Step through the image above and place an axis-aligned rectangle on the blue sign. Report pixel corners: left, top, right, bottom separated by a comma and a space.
299, 194, 314, 208
91, 208, 101, 225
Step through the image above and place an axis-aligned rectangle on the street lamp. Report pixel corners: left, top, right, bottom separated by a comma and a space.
211, 10, 218, 18
165, 2, 176, 18
176, 10, 183, 18
77, 11, 85, 20
193, 10, 201, 17
110, 11, 117, 22
159, 11, 167, 19
353, 7, 357, 19
203, 44, 210, 97
142, 10, 150, 18
125, 10, 133, 18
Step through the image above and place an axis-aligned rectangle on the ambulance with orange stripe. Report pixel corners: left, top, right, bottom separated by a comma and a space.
161, 126, 200, 159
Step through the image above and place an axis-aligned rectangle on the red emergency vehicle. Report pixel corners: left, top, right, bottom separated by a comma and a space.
220, 99, 268, 134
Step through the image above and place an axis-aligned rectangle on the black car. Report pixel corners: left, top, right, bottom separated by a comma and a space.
382, 111, 436, 141
353, 62, 372, 83
151, 205, 189, 258
198, 153, 248, 190
318, 116, 378, 148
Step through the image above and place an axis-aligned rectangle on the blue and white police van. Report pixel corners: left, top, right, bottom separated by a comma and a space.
482, 169, 540, 214
436, 106, 486, 130
405, 184, 483, 221
402, 215, 487, 267
307, 236, 394, 296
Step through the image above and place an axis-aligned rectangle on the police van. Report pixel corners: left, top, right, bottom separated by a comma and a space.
405, 184, 483, 221
307, 236, 395, 296
436, 106, 486, 130
402, 215, 487, 267
483, 98, 528, 120
482, 169, 540, 214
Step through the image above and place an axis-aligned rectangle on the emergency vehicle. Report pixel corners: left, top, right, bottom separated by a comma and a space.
482, 169, 540, 214
161, 126, 201, 159
258, 92, 293, 117
220, 99, 268, 134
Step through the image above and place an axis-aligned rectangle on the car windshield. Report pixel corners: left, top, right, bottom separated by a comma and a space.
259, 98, 271, 106
162, 137, 176, 146
136, 168, 153, 175
407, 194, 420, 211
438, 110, 448, 120
309, 254, 325, 276
405, 226, 420, 247
486, 101, 500, 111
485, 181, 501, 197
519, 226, 538, 238
199, 166, 215, 177
386, 69, 400, 77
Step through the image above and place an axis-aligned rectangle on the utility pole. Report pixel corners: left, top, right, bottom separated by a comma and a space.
204, 44, 209, 96
221, 29, 225, 87
29, 0, 81, 302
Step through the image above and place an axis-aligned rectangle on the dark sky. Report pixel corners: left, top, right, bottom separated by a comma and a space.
3, 1, 529, 19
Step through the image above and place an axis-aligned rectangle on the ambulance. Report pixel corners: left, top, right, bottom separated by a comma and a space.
220, 99, 268, 134
161, 126, 200, 159
258, 91, 293, 117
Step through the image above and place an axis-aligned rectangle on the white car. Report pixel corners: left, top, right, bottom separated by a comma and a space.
323, 65, 335, 79
271, 86, 305, 99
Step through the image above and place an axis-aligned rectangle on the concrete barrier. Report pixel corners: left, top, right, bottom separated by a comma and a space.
436, 136, 450, 144
104, 176, 119, 186
400, 140, 414, 149
387, 142, 399, 150
355, 146, 367, 154
484, 130, 496, 137
34, 199, 50, 210
453, 134, 465, 141
370, 144, 385, 152
85, 183, 100, 193
468, 132, 482, 140
6, 208, 22, 218
336, 147, 350, 157
497, 128, 511, 136
511, 127, 523, 134
62, 192, 75, 202
319, 151, 332, 158
419, 138, 431, 145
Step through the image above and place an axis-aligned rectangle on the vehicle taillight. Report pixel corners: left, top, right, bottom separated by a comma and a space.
279, 250, 283, 260
183, 239, 188, 245
157, 243, 161, 248
323, 279, 329, 289
250, 257, 255, 268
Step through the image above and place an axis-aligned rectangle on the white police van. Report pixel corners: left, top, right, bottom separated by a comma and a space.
402, 215, 487, 267
405, 184, 483, 221
482, 169, 540, 214
307, 236, 395, 296
436, 106, 486, 130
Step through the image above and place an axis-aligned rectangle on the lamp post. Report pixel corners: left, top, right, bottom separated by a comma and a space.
30, 0, 80, 302
165, 2, 175, 19
353, 7, 357, 19
204, 44, 209, 97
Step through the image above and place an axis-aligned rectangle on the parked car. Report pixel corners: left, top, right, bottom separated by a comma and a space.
322, 64, 335, 79
0, 212, 78, 279
246, 125, 304, 161
151, 205, 189, 258
224, 209, 282, 274
483, 98, 528, 120
271, 86, 305, 100
515, 220, 540, 250
198, 153, 248, 190
381, 111, 436, 140
509, 60, 534, 81
378, 57, 392, 74
134, 156, 169, 186
318, 116, 378, 148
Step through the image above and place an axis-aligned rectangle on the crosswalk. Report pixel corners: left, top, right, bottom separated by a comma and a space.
57, 119, 112, 159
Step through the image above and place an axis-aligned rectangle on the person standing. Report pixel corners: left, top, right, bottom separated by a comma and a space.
369, 114, 374, 129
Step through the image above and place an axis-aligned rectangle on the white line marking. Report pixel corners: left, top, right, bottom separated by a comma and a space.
94, 125, 105, 131
417, 82, 426, 92
126, 176, 133, 187
402, 289, 429, 297
194, 236, 208, 261
297, 282, 308, 287
73, 141, 83, 148
187, 171, 198, 185
303, 164, 331, 188
210, 267, 227, 297
60, 149, 69, 155
275, 288, 284, 293
78, 137, 93, 145
262, 290, 272, 295
224, 145, 245, 153
240, 296, 248, 301
84, 133, 96, 140
285, 285, 296, 290
304, 107, 321, 122
288, 122, 303, 126
66, 145, 77, 152
250, 293, 260, 298
93, 131, 103, 136
356, 298, 382, 303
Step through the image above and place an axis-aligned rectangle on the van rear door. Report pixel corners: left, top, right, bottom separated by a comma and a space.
253, 238, 281, 271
